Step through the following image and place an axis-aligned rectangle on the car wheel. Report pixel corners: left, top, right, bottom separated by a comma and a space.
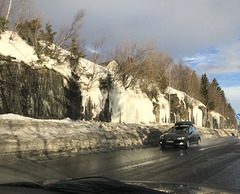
185, 139, 190, 149
197, 138, 201, 145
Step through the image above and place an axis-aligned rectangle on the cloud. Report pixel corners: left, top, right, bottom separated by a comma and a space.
185, 40, 240, 75
87, 47, 100, 54
32, 0, 240, 58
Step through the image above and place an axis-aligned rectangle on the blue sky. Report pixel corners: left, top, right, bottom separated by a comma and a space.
31, 0, 240, 114
184, 42, 240, 113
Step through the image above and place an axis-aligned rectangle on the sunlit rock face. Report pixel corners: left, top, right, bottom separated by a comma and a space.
0, 60, 82, 120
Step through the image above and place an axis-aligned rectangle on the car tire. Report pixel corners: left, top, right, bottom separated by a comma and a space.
185, 139, 190, 149
197, 138, 201, 145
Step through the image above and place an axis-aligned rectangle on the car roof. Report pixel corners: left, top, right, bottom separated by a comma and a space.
175, 121, 193, 126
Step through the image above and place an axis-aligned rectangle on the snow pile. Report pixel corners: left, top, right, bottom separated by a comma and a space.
0, 114, 238, 159
0, 114, 165, 159
0, 113, 32, 120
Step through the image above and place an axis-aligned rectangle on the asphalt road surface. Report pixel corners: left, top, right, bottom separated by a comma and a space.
1, 137, 240, 192
36, 137, 240, 192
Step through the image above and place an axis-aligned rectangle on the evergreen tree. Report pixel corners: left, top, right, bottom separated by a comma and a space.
17, 19, 42, 59
0, 16, 8, 32
17, 19, 41, 46
200, 73, 215, 111
65, 78, 82, 120
209, 78, 221, 112
39, 21, 57, 58
99, 73, 113, 93
200, 73, 209, 106
66, 37, 82, 80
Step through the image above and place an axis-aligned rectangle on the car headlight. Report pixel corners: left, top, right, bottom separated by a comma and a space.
177, 137, 186, 140
160, 135, 165, 139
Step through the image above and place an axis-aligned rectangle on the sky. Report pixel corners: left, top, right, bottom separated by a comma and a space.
31, 0, 240, 114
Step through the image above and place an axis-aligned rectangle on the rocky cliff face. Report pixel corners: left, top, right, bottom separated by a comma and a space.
0, 58, 235, 129
0, 58, 82, 120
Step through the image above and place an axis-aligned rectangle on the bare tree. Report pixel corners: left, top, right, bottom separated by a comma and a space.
89, 36, 106, 63
10, 0, 24, 38
0, 0, 35, 33
83, 36, 106, 90
5, 0, 12, 21
139, 51, 172, 96
57, 10, 85, 48
113, 41, 154, 89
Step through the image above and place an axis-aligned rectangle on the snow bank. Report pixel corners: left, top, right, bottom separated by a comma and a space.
0, 113, 32, 120
0, 114, 167, 159
0, 114, 237, 160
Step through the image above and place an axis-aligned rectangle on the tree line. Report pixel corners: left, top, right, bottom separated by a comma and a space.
0, 0, 236, 127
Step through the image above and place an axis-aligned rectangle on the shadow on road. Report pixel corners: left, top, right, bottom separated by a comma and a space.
141, 128, 164, 146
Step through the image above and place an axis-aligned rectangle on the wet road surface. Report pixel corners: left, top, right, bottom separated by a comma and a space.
37, 137, 240, 191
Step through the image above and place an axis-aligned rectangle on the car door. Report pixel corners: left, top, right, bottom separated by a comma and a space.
189, 127, 195, 143
194, 127, 200, 141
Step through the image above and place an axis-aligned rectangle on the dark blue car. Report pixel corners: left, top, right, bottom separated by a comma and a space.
159, 122, 201, 149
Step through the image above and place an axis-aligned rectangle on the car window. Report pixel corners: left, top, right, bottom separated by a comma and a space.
167, 127, 188, 133
182, 127, 189, 132
167, 127, 176, 133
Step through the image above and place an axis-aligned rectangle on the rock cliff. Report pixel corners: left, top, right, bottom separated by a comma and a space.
0, 58, 82, 120
0, 57, 236, 129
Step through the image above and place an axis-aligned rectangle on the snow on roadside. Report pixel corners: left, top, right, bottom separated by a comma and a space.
0, 113, 238, 160
0, 113, 32, 120
0, 113, 237, 138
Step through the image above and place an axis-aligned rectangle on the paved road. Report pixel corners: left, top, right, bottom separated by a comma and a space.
1, 137, 240, 192
36, 137, 240, 191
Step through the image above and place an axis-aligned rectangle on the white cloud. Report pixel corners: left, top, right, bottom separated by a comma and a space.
87, 47, 100, 54
185, 40, 240, 75
33, 0, 240, 58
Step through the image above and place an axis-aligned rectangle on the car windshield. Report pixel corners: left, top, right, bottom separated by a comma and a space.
0, 0, 239, 194
168, 127, 189, 134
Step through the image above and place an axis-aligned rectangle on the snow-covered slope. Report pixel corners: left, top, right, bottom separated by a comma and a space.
0, 31, 38, 63
0, 31, 226, 127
